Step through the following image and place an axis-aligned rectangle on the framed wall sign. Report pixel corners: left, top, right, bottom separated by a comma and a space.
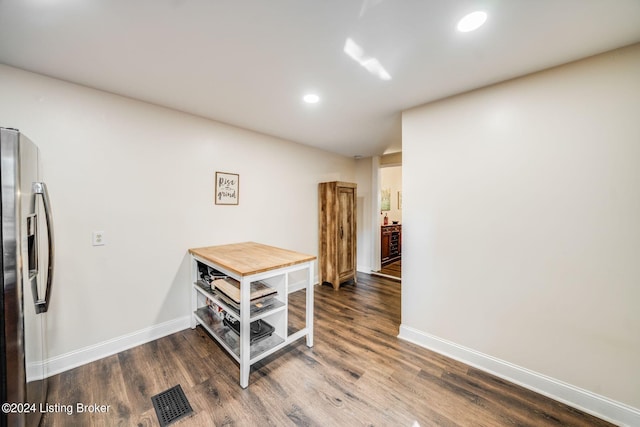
215, 171, 239, 205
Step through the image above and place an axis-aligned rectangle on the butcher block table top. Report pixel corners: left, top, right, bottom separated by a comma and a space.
189, 242, 316, 277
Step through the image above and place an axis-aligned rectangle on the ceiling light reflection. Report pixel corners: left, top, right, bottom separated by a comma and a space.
457, 11, 487, 32
343, 38, 392, 81
303, 94, 320, 104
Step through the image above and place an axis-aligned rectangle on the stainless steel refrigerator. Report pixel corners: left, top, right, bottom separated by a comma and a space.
1, 128, 54, 427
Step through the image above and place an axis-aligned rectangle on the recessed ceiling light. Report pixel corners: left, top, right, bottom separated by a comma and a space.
457, 11, 487, 32
303, 93, 320, 104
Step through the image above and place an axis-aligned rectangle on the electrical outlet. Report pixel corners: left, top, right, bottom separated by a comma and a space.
92, 231, 106, 246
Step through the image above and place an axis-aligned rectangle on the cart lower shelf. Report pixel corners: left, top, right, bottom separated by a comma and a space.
193, 307, 286, 363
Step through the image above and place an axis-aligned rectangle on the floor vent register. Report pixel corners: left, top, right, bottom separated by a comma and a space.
151, 384, 194, 426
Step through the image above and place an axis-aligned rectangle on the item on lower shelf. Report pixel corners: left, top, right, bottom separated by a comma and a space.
212, 288, 278, 315
212, 278, 277, 303
209, 265, 226, 276
223, 317, 275, 344
206, 299, 224, 318
198, 263, 228, 282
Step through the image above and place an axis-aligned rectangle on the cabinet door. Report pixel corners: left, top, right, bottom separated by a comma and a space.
381, 231, 390, 260
337, 187, 355, 276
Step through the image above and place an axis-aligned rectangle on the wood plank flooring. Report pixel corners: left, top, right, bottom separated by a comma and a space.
378, 259, 401, 279
42, 273, 612, 426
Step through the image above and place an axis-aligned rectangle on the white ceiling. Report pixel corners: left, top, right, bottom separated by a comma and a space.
1, 1, 639, 157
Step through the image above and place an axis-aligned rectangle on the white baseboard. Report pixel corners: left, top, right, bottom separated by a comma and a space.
398, 324, 640, 427
357, 265, 373, 274
290, 278, 315, 292
45, 315, 191, 378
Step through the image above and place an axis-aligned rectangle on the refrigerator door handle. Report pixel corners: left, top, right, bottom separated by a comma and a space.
33, 182, 54, 314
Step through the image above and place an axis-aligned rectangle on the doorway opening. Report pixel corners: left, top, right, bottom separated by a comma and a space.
373, 157, 401, 280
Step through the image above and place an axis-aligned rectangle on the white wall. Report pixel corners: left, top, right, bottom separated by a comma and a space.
401, 43, 640, 422
380, 165, 402, 224
0, 65, 356, 370
355, 157, 375, 273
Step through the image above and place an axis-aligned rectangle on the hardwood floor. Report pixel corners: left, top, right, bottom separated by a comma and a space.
378, 259, 401, 279
42, 273, 612, 426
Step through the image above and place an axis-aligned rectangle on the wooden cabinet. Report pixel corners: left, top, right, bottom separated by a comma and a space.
318, 181, 357, 290
381, 230, 390, 260
381, 224, 401, 265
